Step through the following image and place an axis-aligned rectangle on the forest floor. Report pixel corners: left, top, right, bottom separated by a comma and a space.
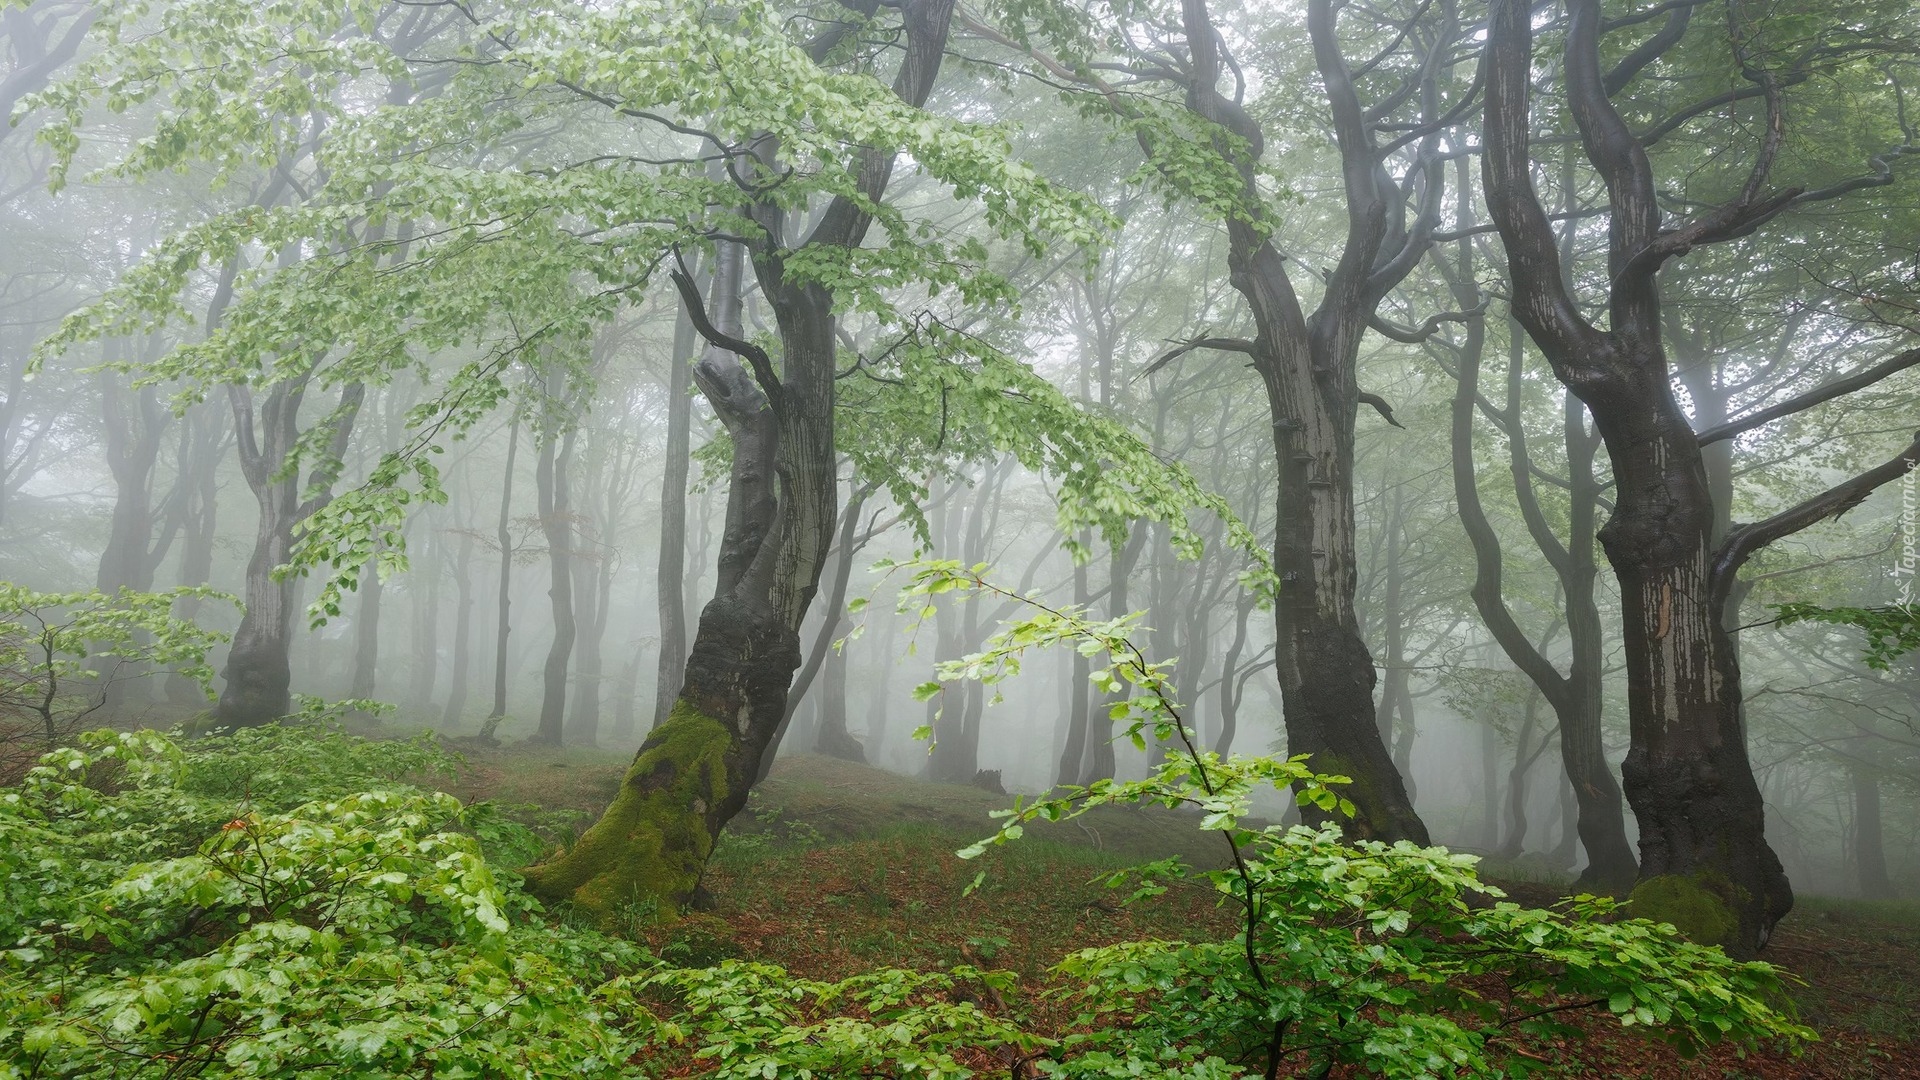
445, 745, 1920, 1079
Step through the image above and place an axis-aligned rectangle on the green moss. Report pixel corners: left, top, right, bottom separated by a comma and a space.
1629, 872, 1743, 949
520, 700, 734, 926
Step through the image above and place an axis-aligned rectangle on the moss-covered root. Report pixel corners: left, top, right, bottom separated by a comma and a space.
1628, 872, 1744, 951
520, 701, 733, 924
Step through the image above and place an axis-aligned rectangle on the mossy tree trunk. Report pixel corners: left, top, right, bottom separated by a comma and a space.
524, 0, 956, 921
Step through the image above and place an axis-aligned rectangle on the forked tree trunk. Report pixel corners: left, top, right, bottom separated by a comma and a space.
1152, 0, 1451, 843
216, 378, 364, 729
522, 0, 955, 919
1482, 0, 1788, 950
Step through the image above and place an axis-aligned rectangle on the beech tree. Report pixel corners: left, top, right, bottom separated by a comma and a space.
1480, 0, 1920, 952
34, 0, 1264, 920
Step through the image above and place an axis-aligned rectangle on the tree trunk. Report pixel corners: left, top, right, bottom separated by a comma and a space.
216, 378, 364, 729
1157, 0, 1441, 843
349, 550, 382, 702
165, 404, 227, 707
1213, 592, 1256, 756
1852, 764, 1895, 901
440, 526, 476, 727
1057, 547, 1093, 783
813, 636, 863, 762
1440, 259, 1637, 888
653, 265, 702, 732
608, 642, 646, 743
483, 416, 519, 737
771, 480, 871, 774
532, 413, 577, 747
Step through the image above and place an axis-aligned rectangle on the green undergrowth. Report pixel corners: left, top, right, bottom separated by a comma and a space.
1, 722, 1833, 1079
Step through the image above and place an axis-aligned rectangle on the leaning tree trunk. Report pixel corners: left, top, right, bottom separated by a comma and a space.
521, 0, 954, 919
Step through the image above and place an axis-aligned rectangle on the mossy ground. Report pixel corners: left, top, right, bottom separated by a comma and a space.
440, 747, 1920, 1079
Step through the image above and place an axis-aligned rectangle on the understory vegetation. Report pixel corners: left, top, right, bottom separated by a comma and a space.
0, 718, 1827, 1079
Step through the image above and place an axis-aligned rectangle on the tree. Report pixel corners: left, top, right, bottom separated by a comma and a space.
35, 0, 1256, 920
0, 584, 230, 758
1479, 0, 1920, 952
973, 0, 1481, 840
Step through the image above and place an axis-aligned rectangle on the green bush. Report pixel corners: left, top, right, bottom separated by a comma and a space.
904, 559, 1818, 1079
0, 727, 647, 1078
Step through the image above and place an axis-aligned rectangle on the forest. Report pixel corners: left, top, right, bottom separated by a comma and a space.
0, 0, 1917, 1075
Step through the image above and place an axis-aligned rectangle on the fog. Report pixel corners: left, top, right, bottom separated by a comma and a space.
3, 0, 1915, 916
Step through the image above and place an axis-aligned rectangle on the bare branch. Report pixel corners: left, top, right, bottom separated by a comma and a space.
1697, 347, 1920, 446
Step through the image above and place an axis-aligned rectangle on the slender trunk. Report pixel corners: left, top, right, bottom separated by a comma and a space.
931, 472, 996, 782
772, 481, 870, 774
406, 523, 442, 714
440, 527, 476, 727
653, 266, 702, 731
484, 417, 519, 735
863, 614, 897, 763
349, 553, 382, 702
814, 637, 862, 762
1852, 764, 1895, 900
1213, 592, 1256, 755
608, 643, 647, 743
1479, 722, 1501, 850
1057, 547, 1093, 784
1550, 772, 1581, 869
1498, 695, 1551, 860
1444, 296, 1637, 888
565, 441, 612, 748
166, 403, 227, 706
532, 416, 577, 747
564, 548, 612, 747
